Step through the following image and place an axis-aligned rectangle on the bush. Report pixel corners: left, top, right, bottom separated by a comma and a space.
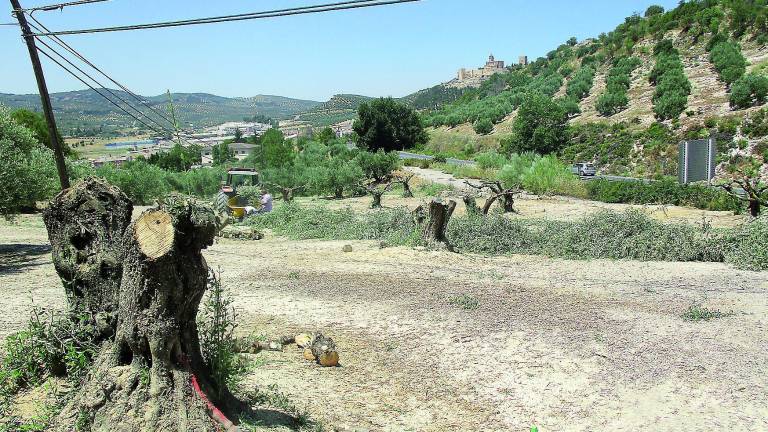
0, 308, 97, 410
743, 108, 768, 138
651, 47, 691, 120
0, 106, 60, 216
520, 155, 581, 196
596, 57, 640, 116
354, 149, 400, 181
474, 150, 508, 169
503, 93, 569, 155
246, 203, 420, 246
709, 41, 746, 84
473, 118, 493, 135
198, 270, 248, 396
566, 66, 596, 100
729, 73, 768, 109
248, 204, 767, 271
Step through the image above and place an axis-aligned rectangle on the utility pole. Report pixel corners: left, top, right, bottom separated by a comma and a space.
10, 0, 70, 189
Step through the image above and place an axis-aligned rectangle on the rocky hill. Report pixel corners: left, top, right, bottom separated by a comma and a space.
418, 0, 768, 178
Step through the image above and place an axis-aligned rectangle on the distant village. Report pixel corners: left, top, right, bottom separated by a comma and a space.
90, 53, 524, 168
89, 118, 355, 168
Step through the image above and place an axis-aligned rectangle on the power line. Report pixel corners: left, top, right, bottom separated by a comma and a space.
36, 44, 172, 137
28, 0, 420, 36
26, 15, 179, 131
23, 0, 109, 12
34, 37, 177, 136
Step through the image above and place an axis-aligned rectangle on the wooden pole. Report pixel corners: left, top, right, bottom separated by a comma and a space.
10, 0, 70, 189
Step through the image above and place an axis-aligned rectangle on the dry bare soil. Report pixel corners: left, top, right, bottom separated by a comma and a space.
1, 207, 767, 431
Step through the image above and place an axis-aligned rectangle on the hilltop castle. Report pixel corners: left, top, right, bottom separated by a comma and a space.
456, 54, 528, 84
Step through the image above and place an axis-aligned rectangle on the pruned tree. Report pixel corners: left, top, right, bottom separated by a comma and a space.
265, 181, 304, 203
422, 199, 456, 250
46, 181, 242, 431
396, 173, 416, 198
462, 195, 481, 216
365, 180, 393, 209
718, 156, 768, 217
465, 180, 520, 215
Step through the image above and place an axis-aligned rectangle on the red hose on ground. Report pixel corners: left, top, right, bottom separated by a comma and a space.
190, 372, 237, 431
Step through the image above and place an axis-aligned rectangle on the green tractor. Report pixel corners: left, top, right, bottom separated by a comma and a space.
215, 167, 260, 218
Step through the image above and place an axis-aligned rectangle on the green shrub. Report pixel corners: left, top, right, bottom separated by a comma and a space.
709, 41, 746, 84
520, 155, 580, 196
474, 150, 508, 169
473, 118, 493, 135
248, 204, 767, 270
651, 47, 691, 120
596, 57, 640, 116
566, 66, 596, 100
0, 106, 60, 216
354, 149, 400, 181
432, 153, 448, 163
730, 73, 768, 109
198, 270, 248, 397
743, 108, 768, 138
0, 308, 97, 412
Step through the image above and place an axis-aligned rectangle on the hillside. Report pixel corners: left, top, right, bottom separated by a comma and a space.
292, 93, 373, 126
416, 1, 768, 178
0, 90, 320, 136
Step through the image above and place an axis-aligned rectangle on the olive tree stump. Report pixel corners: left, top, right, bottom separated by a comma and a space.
422, 199, 456, 251
43, 177, 133, 337
54, 195, 240, 432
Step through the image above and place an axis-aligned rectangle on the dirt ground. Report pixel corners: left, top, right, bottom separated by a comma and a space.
1, 208, 767, 431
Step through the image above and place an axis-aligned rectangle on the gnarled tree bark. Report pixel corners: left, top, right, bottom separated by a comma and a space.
422, 199, 456, 251
397, 173, 415, 198
54, 194, 241, 432
465, 180, 519, 215
42, 177, 132, 337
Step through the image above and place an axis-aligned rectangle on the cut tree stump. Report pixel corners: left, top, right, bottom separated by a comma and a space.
422, 199, 456, 251
53, 194, 242, 432
42, 177, 133, 337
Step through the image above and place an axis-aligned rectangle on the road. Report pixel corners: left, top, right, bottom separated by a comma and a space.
398, 151, 647, 182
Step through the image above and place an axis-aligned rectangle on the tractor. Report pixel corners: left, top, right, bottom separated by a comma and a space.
215, 167, 260, 219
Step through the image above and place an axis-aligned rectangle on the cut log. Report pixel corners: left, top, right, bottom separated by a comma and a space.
42, 177, 132, 336
53, 195, 240, 432
309, 333, 339, 367
422, 199, 456, 251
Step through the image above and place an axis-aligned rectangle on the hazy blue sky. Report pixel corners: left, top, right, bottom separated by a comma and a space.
3, 0, 680, 101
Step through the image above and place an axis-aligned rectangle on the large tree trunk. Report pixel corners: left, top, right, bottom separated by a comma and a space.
463, 195, 481, 216
54, 195, 240, 432
422, 199, 456, 250
42, 177, 133, 337
748, 199, 761, 217
371, 191, 384, 208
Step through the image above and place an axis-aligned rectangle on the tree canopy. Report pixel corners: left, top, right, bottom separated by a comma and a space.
353, 97, 427, 152
502, 93, 569, 155
10, 108, 70, 155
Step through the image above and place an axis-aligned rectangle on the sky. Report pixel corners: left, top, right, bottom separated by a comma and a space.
2, 0, 681, 102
